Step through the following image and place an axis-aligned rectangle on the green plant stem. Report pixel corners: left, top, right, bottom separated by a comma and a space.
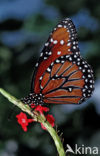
0, 88, 66, 156
41, 120, 65, 156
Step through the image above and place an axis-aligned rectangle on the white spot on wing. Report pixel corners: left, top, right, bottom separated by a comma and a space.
47, 67, 51, 72
40, 53, 43, 57
50, 38, 53, 42
48, 51, 52, 55
35, 63, 38, 67
53, 40, 58, 44
56, 59, 60, 63
58, 24, 62, 28
67, 42, 71, 46
57, 51, 61, 55
45, 42, 49, 46
60, 40, 64, 45
44, 57, 47, 60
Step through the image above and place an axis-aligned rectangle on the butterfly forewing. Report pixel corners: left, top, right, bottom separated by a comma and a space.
31, 18, 80, 93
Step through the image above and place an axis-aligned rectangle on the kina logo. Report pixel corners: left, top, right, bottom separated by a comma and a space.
66, 144, 99, 155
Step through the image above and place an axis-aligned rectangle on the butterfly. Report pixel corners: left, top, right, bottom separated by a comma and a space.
23, 18, 94, 106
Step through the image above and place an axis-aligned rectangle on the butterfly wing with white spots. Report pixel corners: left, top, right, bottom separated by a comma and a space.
31, 18, 80, 93
40, 55, 94, 104
23, 18, 94, 106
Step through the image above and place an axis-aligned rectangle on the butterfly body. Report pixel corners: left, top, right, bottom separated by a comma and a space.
22, 18, 94, 106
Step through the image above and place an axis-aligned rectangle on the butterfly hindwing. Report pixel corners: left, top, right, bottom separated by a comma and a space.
37, 54, 94, 104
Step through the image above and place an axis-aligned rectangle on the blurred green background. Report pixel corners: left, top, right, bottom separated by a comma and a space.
0, 0, 100, 155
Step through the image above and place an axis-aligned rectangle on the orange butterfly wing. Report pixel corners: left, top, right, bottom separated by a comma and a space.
38, 55, 94, 104
31, 18, 80, 94
29, 18, 94, 105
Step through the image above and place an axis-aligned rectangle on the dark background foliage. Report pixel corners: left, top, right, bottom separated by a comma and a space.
0, 0, 100, 156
